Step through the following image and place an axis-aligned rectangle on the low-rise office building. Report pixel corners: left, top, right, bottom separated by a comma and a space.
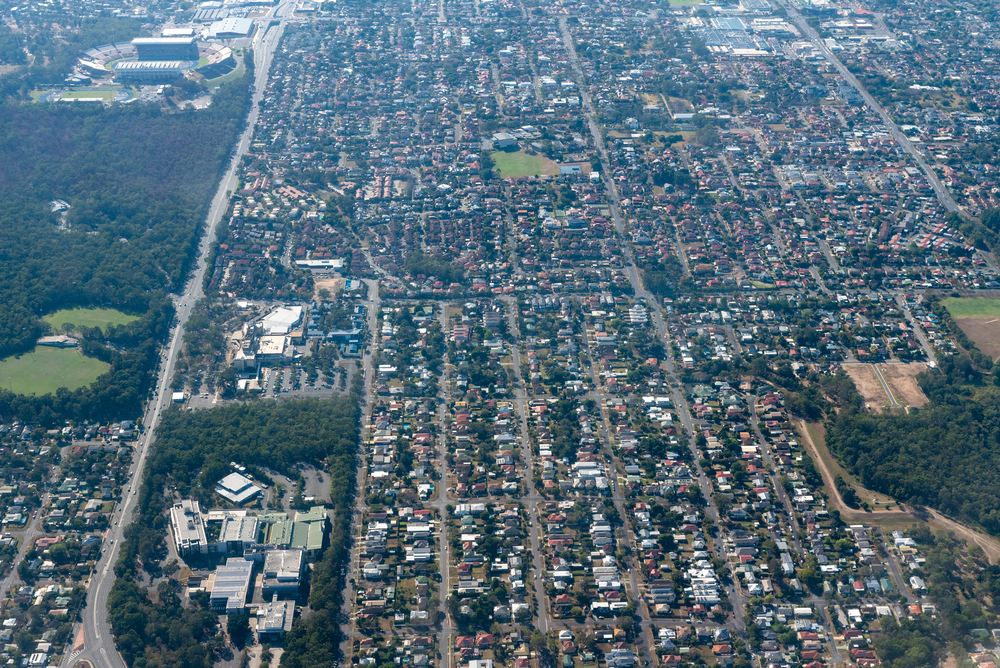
262, 549, 304, 598
210, 558, 254, 612
170, 499, 209, 556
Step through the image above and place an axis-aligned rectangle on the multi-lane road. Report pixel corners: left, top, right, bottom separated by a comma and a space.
61, 6, 292, 667
774, 0, 960, 215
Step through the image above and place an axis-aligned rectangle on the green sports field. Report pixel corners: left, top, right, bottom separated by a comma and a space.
491, 151, 547, 178
60, 90, 114, 101
941, 297, 1000, 318
43, 307, 139, 333
0, 347, 110, 396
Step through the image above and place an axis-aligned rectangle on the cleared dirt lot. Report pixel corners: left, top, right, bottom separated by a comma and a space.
957, 316, 1000, 361
842, 363, 889, 412
879, 363, 929, 408
313, 276, 344, 297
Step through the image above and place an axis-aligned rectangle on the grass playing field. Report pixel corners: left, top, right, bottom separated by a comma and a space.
941, 297, 1000, 318
491, 151, 547, 178
43, 307, 139, 333
60, 90, 114, 101
0, 347, 110, 396
944, 298, 1000, 360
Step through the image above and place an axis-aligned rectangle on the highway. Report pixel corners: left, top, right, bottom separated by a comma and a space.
62, 5, 292, 667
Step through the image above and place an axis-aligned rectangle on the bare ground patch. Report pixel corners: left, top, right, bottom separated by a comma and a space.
879, 363, 928, 408
842, 363, 889, 412
956, 316, 1000, 361
313, 276, 344, 297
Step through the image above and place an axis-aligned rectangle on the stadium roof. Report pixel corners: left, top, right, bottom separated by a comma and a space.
132, 36, 197, 45
208, 17, 255, 37
115, 60, 184, 71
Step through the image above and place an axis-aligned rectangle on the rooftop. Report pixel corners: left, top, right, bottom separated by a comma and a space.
219, 515, 261, 544
210, 558, 254, 612
169, 499, 207, 552
216, 472, 263, 505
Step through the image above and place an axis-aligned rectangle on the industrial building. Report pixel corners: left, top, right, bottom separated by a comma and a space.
114, 60, 185, 83
210, 558, 254, 612
170, 499, 209, 556
261, 305, 304, 336
260, 507, 328, 560
492, 132, 517, 149
131, 36, 199, 60
215, 472, 263, 505
262, 549, 304, 598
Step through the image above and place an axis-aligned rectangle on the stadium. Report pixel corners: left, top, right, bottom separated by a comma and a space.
76, 36, 238, 85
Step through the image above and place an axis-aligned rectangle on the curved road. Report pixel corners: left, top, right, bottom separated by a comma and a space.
62, 6, 293, 667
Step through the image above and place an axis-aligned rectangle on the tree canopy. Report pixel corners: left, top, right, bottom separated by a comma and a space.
826, 353, 1000, 536
0, 57, 253, 421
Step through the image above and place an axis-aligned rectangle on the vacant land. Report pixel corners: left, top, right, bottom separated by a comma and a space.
842, 363, 889, 411
879, 363, 929, 408
313, 277, 344, 297
0, 347, 110, 395
43, 307, 139, 333
956, 317, 1000, 360
942, 298, 1000, 360
491, 150, 551, 178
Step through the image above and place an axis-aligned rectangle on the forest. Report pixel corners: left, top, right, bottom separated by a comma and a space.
824, 350, 1000, 536
109, 392, 361, 668
0, 55, 253, 419
403, 252, 466, 285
